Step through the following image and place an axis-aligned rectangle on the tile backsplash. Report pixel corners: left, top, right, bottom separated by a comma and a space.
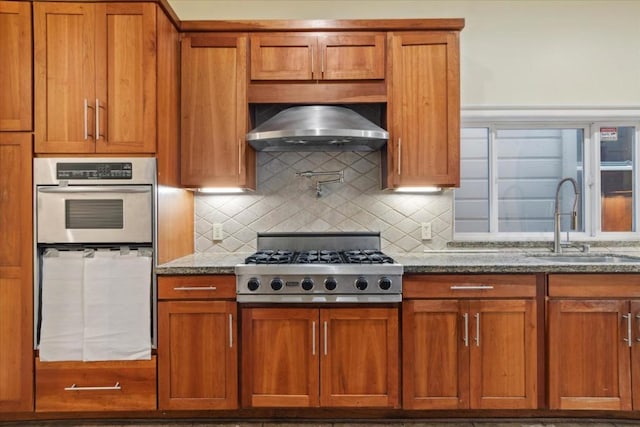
195, 151, 453, 253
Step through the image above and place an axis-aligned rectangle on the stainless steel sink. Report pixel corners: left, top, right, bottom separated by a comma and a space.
527, 254, 640, 263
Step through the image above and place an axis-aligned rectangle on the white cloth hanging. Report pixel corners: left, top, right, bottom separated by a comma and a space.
39, 250, 85, 361
39, 249, 152, 362
82, 250, 152, 361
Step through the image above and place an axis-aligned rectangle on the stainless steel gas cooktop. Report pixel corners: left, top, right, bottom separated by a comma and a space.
235, 232, 403, 303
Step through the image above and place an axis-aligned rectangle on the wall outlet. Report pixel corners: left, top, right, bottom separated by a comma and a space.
421, 222, 432, 240
212, 223, 224, 241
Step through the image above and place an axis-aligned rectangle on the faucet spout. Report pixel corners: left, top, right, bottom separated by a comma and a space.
554, 177, 580, 253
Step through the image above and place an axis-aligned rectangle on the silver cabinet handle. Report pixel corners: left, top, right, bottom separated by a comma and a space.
311, 44, 314, 79
463, 313, 469, 347
95, 98, 101, 141
83, 99, 89, 140
474, 313, 480, 346
323, 320, 328, 356
238, 138, 242, 175
450, 285, 495, 290
636, 314, 640, 342
229, 313, 233, 348
65, 382, 121, 391
312, 321, 316, 355
623, 313, 632, 347
397, 137, 402, 175
173, 286, 217, 291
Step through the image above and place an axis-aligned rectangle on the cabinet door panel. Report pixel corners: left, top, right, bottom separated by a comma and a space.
241, 308, 319, 407
96, 3, 156, 153
250, 34, 315, 80
0, 134, 33, 412
34, 2, 96, 153
402, 300, 467, 409
469, 299, 537, 409
320, 307, 399, 408
181, 34, 252, 188
387, 31, 460, 188
0, 1, 32, 130
548, 299, 631, 410
158, 301, 237, 410
320, 33, 385, 80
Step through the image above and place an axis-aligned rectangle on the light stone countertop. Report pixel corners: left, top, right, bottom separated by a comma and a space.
156, 247, 640, 275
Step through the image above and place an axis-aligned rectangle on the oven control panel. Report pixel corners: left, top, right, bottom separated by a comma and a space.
57, 162, 133, 180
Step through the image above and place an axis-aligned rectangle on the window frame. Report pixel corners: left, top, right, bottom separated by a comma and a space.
456, 108, 640, 242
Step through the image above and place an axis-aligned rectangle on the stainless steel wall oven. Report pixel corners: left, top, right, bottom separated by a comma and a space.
33, 158, 156, 360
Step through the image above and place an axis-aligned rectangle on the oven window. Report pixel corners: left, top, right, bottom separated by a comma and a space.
65, 200, 124, 229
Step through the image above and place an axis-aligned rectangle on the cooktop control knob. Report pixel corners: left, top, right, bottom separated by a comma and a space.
301, 277, 314, 291
270, 278, 283, 291
355, 277, 368, 291
247, 278, 260, 291
378, 277, 392, 290
324, 277, 337, 291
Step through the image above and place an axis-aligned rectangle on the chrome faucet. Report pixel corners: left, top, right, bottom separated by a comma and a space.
553, 177, 579, 253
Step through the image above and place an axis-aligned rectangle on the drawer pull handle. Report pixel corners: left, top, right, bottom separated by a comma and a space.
64, 382, 121, 391
173, 286, 217, 291
450, 285, 494, 290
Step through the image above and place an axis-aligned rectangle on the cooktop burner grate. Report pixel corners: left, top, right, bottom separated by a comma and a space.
245, 249, 395, 265
244, 250, 294, 264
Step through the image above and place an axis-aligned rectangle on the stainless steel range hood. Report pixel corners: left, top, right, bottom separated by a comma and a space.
246, 105, 388, 152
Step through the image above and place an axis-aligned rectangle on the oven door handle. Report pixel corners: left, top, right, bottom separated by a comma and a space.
38, 186, 151, 194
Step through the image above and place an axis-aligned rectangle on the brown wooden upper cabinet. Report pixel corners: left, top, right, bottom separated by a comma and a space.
180, 33, 256, 189
250, 32, 385, 81
0, 1, 32, 131
385, 31, 461, 189
34, 2, 156, 154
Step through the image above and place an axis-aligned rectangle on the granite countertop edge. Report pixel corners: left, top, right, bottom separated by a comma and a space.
155, 249, 640, 275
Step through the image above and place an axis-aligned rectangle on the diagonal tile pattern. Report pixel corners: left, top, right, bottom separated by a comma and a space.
195, 151, 454, 254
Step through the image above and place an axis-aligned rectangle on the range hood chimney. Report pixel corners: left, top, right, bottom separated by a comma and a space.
246, 105, 388, 152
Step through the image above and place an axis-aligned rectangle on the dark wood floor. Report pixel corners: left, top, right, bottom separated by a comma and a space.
3, 420, 640, 427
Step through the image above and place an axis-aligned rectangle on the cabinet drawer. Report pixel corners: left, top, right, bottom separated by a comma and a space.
35, 356, 156, 412
549, 274, 640, 297
158, 275, 236, 300
404, 274, 537, 299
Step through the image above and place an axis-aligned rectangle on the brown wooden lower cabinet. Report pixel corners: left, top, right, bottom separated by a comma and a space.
35, 357, 156, 412
157, 275, 238, 410
0, 133, 33, 412
402, 274, 538, 410
548, 274, 640, 410
241, 306, 399, 408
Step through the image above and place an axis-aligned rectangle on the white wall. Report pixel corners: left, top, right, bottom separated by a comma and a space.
168, 0, 640, 107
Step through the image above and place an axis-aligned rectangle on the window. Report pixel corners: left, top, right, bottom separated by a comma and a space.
455, 116, 639, 240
